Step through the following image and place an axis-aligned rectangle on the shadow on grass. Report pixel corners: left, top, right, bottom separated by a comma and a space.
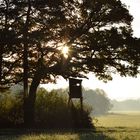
0, 129, 116, 140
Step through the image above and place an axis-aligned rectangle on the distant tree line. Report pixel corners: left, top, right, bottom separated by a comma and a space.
111, 99, 140, 111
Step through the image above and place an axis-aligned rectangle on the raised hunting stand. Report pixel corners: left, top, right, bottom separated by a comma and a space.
68, 78, 83, 111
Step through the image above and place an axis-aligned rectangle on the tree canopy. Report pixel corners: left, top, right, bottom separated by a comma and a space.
0, 0, 139, 87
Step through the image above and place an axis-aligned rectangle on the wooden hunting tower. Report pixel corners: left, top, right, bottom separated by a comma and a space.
69, 78, 82, 98
68, 78, 83, 110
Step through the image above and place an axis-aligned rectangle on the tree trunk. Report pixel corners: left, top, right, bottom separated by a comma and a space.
23, 0, 31, 126
0, 46, 3, 82
23, 62, 57, 126
24, 69, 42, 126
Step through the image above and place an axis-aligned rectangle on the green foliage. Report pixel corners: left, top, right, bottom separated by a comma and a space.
0, 91, 23, 126
1, 0, 139, 87
0, 88, 93, 128
35, 88, 93, 128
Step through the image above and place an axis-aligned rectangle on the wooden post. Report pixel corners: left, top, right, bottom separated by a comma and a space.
80, 97, 83, 113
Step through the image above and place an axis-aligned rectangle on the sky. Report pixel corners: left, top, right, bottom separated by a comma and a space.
121, 0, 140, 37
42, 0, 140, 101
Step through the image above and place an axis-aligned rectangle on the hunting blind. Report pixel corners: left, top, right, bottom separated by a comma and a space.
68, 78, 83, 110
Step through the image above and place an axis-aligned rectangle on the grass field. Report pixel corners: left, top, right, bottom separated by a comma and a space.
96, 111, 140, 127
95, 111, 140, 140
0, 111, 140, 140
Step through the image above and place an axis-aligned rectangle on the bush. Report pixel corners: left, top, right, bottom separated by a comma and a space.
0, 91, 23, 127
35, 88, 94, 129
0, 88, 94, 129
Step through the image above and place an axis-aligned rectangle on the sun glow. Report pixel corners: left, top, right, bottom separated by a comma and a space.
61, 46, 69, 58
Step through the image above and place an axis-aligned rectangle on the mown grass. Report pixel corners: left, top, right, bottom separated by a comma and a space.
0, 111, 140, 140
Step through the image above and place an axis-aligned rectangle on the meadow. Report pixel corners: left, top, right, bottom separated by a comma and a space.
0, 111, 140, 140
96, 111, 140, 127
96, 111, 140, 140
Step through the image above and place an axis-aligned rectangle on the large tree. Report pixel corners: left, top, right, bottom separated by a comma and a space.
0, 0, 140, 125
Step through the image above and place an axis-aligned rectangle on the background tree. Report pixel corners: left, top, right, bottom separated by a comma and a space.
0, 0, 140, 125
84, 88, 113, 115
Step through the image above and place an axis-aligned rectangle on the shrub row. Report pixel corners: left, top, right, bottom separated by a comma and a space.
0, 88, 94, 129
